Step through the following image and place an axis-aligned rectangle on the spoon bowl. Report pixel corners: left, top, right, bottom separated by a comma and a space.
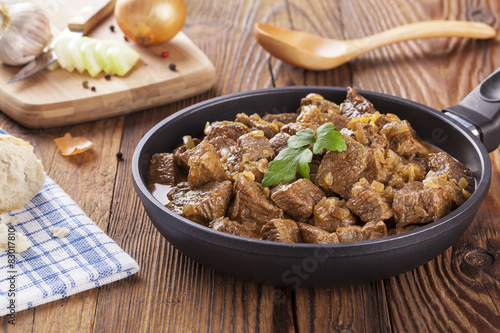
254, 21, 496, 70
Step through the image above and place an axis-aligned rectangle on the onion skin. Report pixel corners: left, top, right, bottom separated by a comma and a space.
114, 0, 187, 46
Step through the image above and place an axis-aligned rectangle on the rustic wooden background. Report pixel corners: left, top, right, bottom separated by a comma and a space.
1, 0, 499, 332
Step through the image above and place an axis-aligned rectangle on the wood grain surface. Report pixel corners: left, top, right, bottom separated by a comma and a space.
1, 0, 499, 332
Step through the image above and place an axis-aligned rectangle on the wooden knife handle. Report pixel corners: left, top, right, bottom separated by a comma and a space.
67, 0, 116, 33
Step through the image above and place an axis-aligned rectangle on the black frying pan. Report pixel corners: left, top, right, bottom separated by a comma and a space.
132, 68, 500, 288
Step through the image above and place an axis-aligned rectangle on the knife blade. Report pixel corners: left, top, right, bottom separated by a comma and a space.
7, 0, 115, 84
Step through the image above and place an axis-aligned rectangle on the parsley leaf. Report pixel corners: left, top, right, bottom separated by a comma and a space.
313, 123, 347, 154
261, 122, 346, 187
288, 129, 315, 148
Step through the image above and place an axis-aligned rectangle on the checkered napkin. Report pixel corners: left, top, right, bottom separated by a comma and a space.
0, 130, 139, 316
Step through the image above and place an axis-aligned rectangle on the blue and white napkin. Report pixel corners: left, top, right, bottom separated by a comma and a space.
0, 129, 139, 317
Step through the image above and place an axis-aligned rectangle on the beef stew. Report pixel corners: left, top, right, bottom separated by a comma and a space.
148, 87, 473, 244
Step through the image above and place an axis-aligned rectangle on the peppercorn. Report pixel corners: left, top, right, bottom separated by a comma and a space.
109, 25, 115, 32
82, 80, 89, 89
91, 86, 96, 92
105, 74, 111, 80
169, 63, 176, 71
116, 152, 123, 161
124, 35, 129, 42
161, 51, 169, 58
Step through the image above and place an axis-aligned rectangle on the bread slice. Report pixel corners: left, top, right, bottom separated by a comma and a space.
0, 134, 45, 213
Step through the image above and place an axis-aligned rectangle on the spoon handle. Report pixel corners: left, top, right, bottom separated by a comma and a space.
350, 20, 496, 56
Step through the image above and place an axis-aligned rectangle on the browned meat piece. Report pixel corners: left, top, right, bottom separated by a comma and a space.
388, 224, 420, 236
324, 112, 351, 130
235, 113, 279, 139
149, 153, 178, 186
210, 217, 258, 239
173, 138, 201, 171
167, 181, 232, 225
271, 178, 325, 222
300, 93, 341, 113
262, 113, 298, 125
237, 132, 275, 162
388, 131, 429, 157
346, 181, 392, 223
392, 181, 453, 227
228, 175, 283, 232
187, 147, 228, 189
296, 104, 329, 124
362, 148, 389, 184
298, 223, 340, 244
269, 132, 291, 154
233, 132, 275, 182
312, 197, 357, 232
208, 136, 237, 158
280, 122, 319, 136
351, 123, 389, 149
178, 141, 217, 171
341, 87, 377, 118
423, 173, 471, 209
261, 219, 301, 243
426, 152, 475, 190
316, 134, 370, 198
204, 121, 249, 141
336, 221, 388, 243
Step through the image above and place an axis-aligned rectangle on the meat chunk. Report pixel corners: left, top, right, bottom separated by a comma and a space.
173, 138, 201, 171
388, 131, 429, 157
262, 113, 298, 125
312, 197, 357, 232
392, 181, 453, 227
167, 181, 232, 225
149, 153, 178, 186
363, 148, 389, 184
336, 221, 388, 243
208, 136, 237, 158
237, 132, 275, 162
204, 121, 249, 141
269, 132, 291, 154
426, 152, 474, 190
351, 123, 388, 149
298, 223, 340, 244
271, 178, 325, 222
300, 93, 340, 113
261, 219, 301, 243
316, 134, 370, 198
296, 104, 329, 124
341, 87, 377, 118
346, 180, 392, 223
210, 217, 258, 239
184, 141, 227, 189
235, 113, 279, 139
234, 132, 275, 182
280, 122, 319, 136
423, 172, 471, 208
228, 174, 283, 232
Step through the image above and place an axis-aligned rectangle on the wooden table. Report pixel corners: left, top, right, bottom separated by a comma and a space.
2, 0, 499, 331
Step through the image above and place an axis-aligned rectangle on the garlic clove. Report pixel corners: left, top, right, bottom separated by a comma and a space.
0, 2, 52, 66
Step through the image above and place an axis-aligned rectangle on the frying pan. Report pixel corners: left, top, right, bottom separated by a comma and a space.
132, 68, 500, 288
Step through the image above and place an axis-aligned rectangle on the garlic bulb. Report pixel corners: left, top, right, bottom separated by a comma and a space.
0, 2, 52, 66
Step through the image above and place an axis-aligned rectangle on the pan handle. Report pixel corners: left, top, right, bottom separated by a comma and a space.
444, 67, 500, 152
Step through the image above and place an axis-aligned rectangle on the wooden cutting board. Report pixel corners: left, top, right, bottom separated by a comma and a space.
0, 2, 215, 129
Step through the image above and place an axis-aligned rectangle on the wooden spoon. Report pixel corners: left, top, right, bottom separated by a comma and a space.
254, 21, 496, 71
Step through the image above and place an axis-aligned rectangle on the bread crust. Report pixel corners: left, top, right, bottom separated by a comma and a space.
0, 134, 45, 213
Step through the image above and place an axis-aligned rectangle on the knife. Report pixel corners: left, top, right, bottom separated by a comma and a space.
7, 0, 115, 84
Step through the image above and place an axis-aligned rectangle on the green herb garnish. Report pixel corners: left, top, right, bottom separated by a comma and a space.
261, 123, 346, 187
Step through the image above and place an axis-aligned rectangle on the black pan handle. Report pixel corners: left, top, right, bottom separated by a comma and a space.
444, 67, 500, 152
